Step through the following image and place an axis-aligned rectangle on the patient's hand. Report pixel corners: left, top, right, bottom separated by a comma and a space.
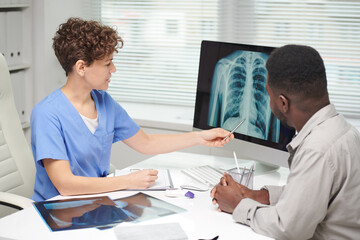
210, 173, 246, 213
210, 173, 269, 213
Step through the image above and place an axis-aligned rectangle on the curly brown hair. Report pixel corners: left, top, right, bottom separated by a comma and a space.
53, 17, 123, 76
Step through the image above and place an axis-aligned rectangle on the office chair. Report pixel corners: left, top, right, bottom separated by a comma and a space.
0, 54, 35, 218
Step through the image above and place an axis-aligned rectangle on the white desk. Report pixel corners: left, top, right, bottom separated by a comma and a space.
0, 152, 288, 240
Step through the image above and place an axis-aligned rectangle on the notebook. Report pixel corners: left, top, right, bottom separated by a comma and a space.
114, 168, 173, 190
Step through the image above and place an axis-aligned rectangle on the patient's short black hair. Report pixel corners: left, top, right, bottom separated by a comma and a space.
266, 44, 327, 99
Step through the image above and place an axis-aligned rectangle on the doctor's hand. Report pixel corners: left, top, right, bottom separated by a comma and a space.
199, 128, 233, 147
126, 169, 158, 189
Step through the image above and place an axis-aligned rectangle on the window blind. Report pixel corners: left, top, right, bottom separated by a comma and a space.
83, 0, 101, 20
220, 0, 360, 117
97, 0, 218, 106
85, 0, 360, 117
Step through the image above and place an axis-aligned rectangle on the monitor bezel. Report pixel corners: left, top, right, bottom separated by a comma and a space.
193, 40, 295, 152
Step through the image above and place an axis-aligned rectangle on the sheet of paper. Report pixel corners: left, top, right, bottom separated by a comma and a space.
114, 222, 188, 240
115, 168, 173, 190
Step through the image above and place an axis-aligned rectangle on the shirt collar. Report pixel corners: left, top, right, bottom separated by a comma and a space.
286, 104, 338, 152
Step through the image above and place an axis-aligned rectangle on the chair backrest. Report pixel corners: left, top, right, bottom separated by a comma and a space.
0, 54, 35, 217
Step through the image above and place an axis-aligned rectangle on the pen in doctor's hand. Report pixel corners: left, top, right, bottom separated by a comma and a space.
222, 118, 246, 141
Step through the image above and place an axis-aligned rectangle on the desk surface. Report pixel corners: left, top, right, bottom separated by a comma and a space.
0, 152, 288, 240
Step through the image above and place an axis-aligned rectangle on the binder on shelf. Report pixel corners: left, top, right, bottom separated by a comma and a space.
10, 70, 26, 123
5, 10, 23, 66
0, 12, 6, 57
9, 0, 22, 6
19, 0, 31, 5
0, 1, 12, 6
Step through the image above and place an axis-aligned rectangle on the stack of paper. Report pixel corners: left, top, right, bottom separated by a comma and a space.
114, 222, 188, 240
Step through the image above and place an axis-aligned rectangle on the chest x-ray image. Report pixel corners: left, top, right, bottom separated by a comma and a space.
208, 50, 280, 142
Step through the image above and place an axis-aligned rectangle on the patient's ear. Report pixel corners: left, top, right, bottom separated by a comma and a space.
279, 94, 289, 112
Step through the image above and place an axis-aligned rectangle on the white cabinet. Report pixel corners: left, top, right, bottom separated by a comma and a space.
0, 1, 32, 132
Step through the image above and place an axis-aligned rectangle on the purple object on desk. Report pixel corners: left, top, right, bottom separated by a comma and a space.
185, 191, 194, 199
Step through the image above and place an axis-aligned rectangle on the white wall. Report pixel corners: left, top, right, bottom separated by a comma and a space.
32, 0, 84, 105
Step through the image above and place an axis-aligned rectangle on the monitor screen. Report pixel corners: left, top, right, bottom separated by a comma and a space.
193, 41, 295, 166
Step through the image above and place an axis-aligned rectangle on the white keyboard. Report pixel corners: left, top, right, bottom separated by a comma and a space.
181, 165, 224, 187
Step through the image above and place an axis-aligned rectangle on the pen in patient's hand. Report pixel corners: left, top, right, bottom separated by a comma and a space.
222, 118, 246, 141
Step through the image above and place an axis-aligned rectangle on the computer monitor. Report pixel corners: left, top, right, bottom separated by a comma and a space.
193, 40, 295, 169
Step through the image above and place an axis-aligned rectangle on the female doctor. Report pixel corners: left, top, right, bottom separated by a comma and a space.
30, 18, 233, 201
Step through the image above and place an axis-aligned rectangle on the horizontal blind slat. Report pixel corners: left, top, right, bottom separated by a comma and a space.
99, 0, 218, 106
233, 0, 360, 116
83, 0, 360, 116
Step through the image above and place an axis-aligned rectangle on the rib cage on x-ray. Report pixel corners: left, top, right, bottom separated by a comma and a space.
208, 50, 280, 142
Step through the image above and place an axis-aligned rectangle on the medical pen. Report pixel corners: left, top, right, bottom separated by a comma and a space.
239, 166, 246, 185
233, 151, 241, 174
245, 164, 254, 187
222, 118, 246, 141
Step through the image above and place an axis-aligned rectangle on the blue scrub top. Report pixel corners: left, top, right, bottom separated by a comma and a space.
31, 89, 140, 201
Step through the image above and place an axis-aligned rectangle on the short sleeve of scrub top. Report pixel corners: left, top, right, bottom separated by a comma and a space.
31, 89, 140, 201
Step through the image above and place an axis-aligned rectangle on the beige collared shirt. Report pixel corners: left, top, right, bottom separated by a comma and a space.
232, 104, 360, 239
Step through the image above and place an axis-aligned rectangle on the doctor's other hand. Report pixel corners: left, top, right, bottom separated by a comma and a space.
199, 128, 233, 147
127, 169, 158, 189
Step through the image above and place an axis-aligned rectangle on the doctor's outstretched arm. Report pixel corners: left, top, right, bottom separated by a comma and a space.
122, 128, 233, 155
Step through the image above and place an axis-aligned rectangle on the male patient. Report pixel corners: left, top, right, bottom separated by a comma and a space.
211, 44, 360, 239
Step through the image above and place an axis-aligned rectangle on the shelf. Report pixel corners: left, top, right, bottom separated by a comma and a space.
1, 1, 32, 140
0, 4, 30, 9
21, 121, 30, 129
8, 63, 31, 72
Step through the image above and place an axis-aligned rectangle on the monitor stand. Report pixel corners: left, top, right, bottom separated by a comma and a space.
254, 161, 280, 175
226, 157, 281, 176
